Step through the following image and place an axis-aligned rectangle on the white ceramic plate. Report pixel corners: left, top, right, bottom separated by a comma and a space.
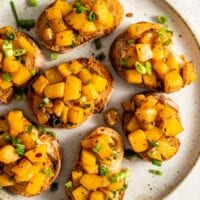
0, 0, 200, 199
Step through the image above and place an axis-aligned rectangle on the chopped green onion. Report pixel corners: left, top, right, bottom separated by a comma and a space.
88, 11, 97, 21
95, 52, 106, 61
3, 73, 12, 82
12, 138, 21, 146
99, 165, 109, 176
120, 57, 129, 66
70, 41, 76, 49
36, 125, 46, 134
74, 3, 85, 13
113, 151, 118, 160
10, 1, 19, 22
28, 0, 38, 7
109, 169, 131, 183
52, 117, 62, 127
15, 144, 25, 156
6, 32, 15, 40
30, 69, 36, 76
3, 40, 13, 57
51, 182, 58, 192
27, 125, 34, 133
46, 131, 56, 138
150, 141, 160, 147
79, 96, 87, 105
13, 49, 26, 57
94, 39, 102, 50
124, 148, 139, 160
128, 39, 135, 45
145, 61, 152, 75
13, 87, 26, 101
135, 61, 147, 74
149, 169, 163, 176
4, 134, 11, 142
152, 159, 162, 167
51, 52, 59, 60
41, 168, 53, 177
65, 181, 72, 195
43, 97, 50, 105
92, 143, 102, 153
86, 80, 91, 84
157, 16, 168, 24
123, 184, 128, 190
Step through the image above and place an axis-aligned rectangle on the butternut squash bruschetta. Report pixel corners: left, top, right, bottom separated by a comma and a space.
0, 110, 61, 196
36, 0, 124, 52
0, 26, 43, 104
122, 93, 182, 162
28, 58, 114, 128
110, 22, 197, 93
66, 126, 130, 200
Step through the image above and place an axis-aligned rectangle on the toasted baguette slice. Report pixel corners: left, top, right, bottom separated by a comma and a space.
0, 26, 44, 104
36, 0, 124, 53
122, 92, 182, 161
66, 126, 129, 200
110, 22, 197, 93
0, 110, 61, 196
28, 58, 114, 128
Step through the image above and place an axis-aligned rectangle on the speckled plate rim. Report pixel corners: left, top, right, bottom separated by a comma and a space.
162, 0, 200, 199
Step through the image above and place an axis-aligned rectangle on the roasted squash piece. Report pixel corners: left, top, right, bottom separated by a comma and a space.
56, 30, 74, 46
182, 62, 197, 85
68, 106, 84, 125
0, 145, 19, 164
0, 174, 15, 186
44, 68, 63, 83
32, 75, 49, 95
44, 82, 65, 99
72, 170, 83, 188
72, 186, 89, 200
90, 191, 105, 200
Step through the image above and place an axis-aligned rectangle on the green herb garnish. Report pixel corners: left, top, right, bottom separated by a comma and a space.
4, 134, 11, 142
27, 125, 34, 133
3, 40, 13, 57
65, 181, 72, 195
15, 144, 25, 156
46, 131, 56, 138
135, 61, 147, 74
30, 69, 36, 76
152, 159, 162, 167
51, 52, 58, 60
13, 49, 26, 57
128, 39, 135, 45
51, 182, 58, 192
41, 168, 53, 177
12, 138, 21, 146
99, 165, 109, 176
6, 32, 15, 40
120, 57, 129, 66
28, 0, 38, 7
88, 11, 97, 21
149, 169, 163, 176
145, 61, 152, 75
109, 169, 131, 183
157, 16, 168, 24
94, 39, 102, 50
92, 143, 102, 153
150, 141, 160, 147
96, 52, 106, 61
3, 73, 12, 82
124, 148, 139, 160
74, 2, 85, 13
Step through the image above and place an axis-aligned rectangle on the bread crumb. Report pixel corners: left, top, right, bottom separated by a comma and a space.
126, 13, 133, 17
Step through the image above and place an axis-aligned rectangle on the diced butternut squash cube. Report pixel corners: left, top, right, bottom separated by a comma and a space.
69, 60, 83, 74
49, 19, 67, 33
82, 84, 99, 100
91, 74, 108, 92
57, 63, 71, 77
61, 106, 69, 124
147, 148, 162, 161
64, 75, 81, 102
19, 133, 36, 150
44, 82, 65, 99
25, 172, 46, 195
161, 117, 183, 136
81, 139, 94, 149
126, 116, 140, 132
72, 186, 89, 200
53, 0, 72, 16
72, 170, 83, 188
56, 30, 74, 46
81, 21, 97, 33
133, 94, 145, 106
145, 127, 163, 142
32, 75, 49, 95
166, 53, 180, 71
80, 174, 110, 190
17, 36, 36, 55
128, 22, 161, 38
182, 62, 197, 85
43, 28, 54, 41
11, 66, 31, 86
78, 69, 92, 84
0, 78, 12, 90
164, 70, 183, 93
45, 7, 62, 20
152, 44, 164, 61
140, 95, 158, 108
153, 61, 169, 79
65, 12, 88, 31
2, 56, 21, 72
11, 158, 33, 177
135, 44, 153, 62
53, 100, 65, 117
44, 68, 63, 83
25, 144, 47, 163
90, 191, 105, 200
143, 73, 157, 88
158, 105, 177, 120
125, 70, 142, 84
8, 110, 24, 137
36, 110, 49, 125
0, 174, 15, 186
135, 107, 157, 124
68, 106, 84, 125
107, 181, 124, 190
128, 129, 149, 152
157, 139, 178, 159
0, 145, 19, 164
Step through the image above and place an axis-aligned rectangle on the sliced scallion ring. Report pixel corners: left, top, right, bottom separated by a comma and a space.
13, 49, 26, 57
